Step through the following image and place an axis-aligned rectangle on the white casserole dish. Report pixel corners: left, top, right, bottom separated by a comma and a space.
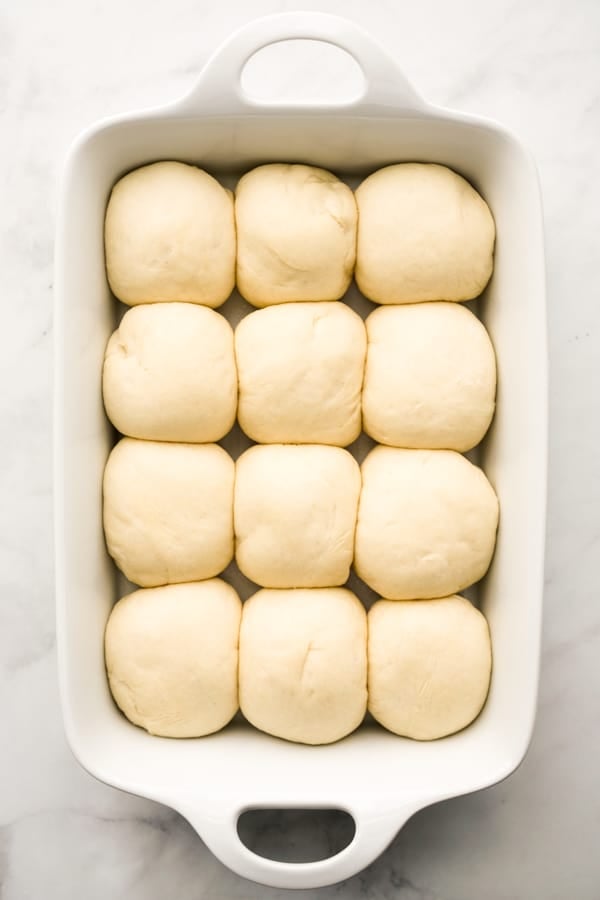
54, 12, 547, 890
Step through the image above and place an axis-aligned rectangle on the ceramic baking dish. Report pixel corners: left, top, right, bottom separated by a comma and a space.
54, 12, 547, 890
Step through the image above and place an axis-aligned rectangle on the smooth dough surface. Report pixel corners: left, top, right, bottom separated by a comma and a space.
355, 447, 499, 599
103, 438, 234, 587
239, 587, 367, 744
105, 161, 235, 307
103, 303, 237, 442
105, 580, 241, 737
235, 302, 366, 445
234, 445, 361, 588
235, 164, 357, 306
368, 595, 492, 740
363, 302, 496, 450
355, 163, 495, 304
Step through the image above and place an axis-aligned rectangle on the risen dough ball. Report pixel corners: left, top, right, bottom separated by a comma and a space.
103, 438, 234, 587
355, 447, 499, 599
240, 588, 367, 744
105, 580, 241, 737
103, 303, 236, 442
368, 595, 492, 739
234, 445, 360, 588
235, 164, 357, 306
363, 302, 496, 451
235, 302, 366, 445
355, 163, 495, 303
105, 161, 235, 307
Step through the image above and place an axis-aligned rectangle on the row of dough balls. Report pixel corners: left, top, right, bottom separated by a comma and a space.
106, 581, 491, 744
104, 300, 496, 451
105, 160, 495, 308
103, 440, 498, 599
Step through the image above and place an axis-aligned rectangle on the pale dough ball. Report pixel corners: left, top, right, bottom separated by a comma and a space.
234, 445, 360, 588
355, 447, 499, 599
103, 438, 234, 587
105, 580, 241, 737
240, 588, 367, 744
368, 595, 492, 739
355, 163, 495, 304
235, 164, 357, 306
363, 302, 496, 451
103, 303, 236, 442
105, 161, 235, 307
235, 302, 366, 445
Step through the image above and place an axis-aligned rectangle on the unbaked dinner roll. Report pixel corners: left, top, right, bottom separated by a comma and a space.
355, 447, 498, 599
363, 302, 496, 450
103, 303, 236, 442
105, 580, 241, 737
235, 302, 366, 445
105, 161, 235, 307
234, 445, 360, 588
235, 164, 357, 306
103, 438, 234, 587
355, 163, 495, 304
239, 587, 367, 744
368, 595, 492, 739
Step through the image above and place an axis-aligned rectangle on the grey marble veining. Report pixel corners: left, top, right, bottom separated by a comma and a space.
1, 0, 600, 897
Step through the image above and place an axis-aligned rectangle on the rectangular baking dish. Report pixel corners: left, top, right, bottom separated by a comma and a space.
54, 12, 547, 890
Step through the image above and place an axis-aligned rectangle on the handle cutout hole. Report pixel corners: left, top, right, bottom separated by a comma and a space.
237, 808, 356, 863
240, 40, 366, 106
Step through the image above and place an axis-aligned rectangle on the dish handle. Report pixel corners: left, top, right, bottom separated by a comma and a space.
179, 800, 417, 889
172, 11, 426, 115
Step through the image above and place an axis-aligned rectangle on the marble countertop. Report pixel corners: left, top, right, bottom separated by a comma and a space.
2, 0, 599, 897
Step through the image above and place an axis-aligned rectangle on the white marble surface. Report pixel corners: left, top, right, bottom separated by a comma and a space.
1, 0, 599, 896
